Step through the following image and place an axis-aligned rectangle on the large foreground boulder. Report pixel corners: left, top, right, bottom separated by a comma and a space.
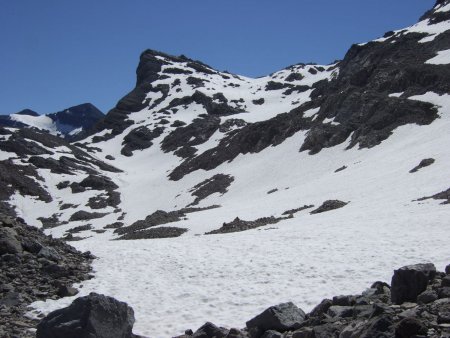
391, 263, 436, 304
36, 292, 135, 338
246, 302, 306, 338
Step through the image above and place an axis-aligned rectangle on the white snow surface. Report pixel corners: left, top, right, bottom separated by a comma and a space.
25, 91, 450, 337
425, 48, 450, 64
436, 3, 450, 12
10, 114, 58, 133
388, 92, 404, 98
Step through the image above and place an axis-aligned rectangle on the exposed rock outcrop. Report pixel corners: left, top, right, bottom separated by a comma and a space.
0, 214, 94, 338
205, 216, 286, 235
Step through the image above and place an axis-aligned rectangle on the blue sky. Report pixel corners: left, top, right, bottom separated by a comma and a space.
0, 0, 434, 115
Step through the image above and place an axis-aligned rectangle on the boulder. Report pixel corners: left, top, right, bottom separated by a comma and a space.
312, 323, 341, 337
192, 322, 228, 338
36, 292, 135, 338
327, 305, 354, 318
308, 298, 332, 318
38, 246, 62, 262
261, 330, 282, 338
339, 321, 367, 338
442, 276, 450, 287
0, 227, 22, 255
226, 328, 248, 338
332, 295, 355, 306
57, 285, 79, 297
359, 315, 394, 338
291, 327, 314, 338
246, 302, 305, 338
391, 263, 436, 304
417, 290, 438, 304
438, 287, 450, 299
310, 200, 348, 214
395, 317, 427, 338
21, 238, 43, 254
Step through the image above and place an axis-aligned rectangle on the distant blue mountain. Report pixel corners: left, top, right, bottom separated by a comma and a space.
0, 103, 104, 140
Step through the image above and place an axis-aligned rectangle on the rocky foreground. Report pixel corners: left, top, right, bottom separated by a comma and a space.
34, 262, 450, 338
0, 214, 94, 338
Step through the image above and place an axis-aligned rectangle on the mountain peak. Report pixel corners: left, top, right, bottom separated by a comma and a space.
15, 109, 39, 117
136, 49, 217, 86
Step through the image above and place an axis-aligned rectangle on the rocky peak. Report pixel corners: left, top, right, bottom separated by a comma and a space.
136, 49, 216, 86
48, 103, 104, 140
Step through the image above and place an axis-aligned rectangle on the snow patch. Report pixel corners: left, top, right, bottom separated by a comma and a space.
425, 49, 450, 65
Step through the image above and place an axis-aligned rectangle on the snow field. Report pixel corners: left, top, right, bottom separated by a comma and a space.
28, 92, 450, 336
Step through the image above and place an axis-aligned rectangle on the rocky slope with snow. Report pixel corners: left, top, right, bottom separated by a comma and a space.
0, 0, 449, 336
0, 213, 94, 338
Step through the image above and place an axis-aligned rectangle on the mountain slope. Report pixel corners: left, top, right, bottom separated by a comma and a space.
1, 1, 449, 336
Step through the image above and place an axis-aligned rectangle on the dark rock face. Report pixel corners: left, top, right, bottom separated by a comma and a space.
409, 158, 435, 173
87, 191, 121, 209
282, 205, 314, 216
265, 81, 292, 91
206, 216, 286, 235
219, 119, 248, 133
0, 127, 121, 221
189, 174, 234, 206
121, 125, 164, 156
252, 98, 265, 105
416, 187, 450, 204
246, 302, 306, 338
0, 214, 93, 337
165, 91, 244, 117
310, 200, 348, 214
161, 115, 221, 159
80, 174, 118, 191
36, 292, 135, 338
190, 322, 229, 338
48, 103, 104, 141
391, 263, 437, 304
0, 160, 52, 205
115, 205, 220, 238
168, 111, 313, 180
395, 317, 427, 338
117, 226, 187, 240
285, 73, 304, 82
69, 210, 107, 222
